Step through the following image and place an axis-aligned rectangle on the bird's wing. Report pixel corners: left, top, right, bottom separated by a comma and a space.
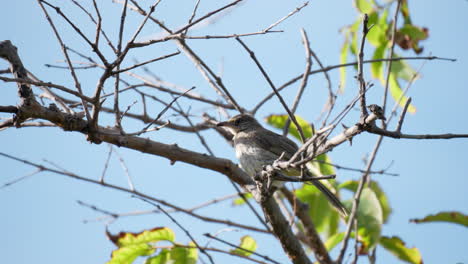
253, 129, 299, 160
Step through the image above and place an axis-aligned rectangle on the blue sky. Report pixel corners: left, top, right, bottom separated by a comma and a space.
1, 1, 467, 264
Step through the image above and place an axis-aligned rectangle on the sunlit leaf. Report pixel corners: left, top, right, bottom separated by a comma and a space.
339, 180, 392, 223
400, 0, 412, 24
389, 73, 416, 113
231, 236, 258, 257
371, 45, 386, 80
145, 244, 198, 264
108, 243, 154, 264
107, 227, 176, 264
339, 38, 350, 91
354, 0, 373, 13
145, 249, 171, 264
170, 244, 198, 264
108, 227, 176, 247
324, 232, 345, 251
390, 57, 419, 82
410, 211, 468, 228
356, 188, 383, 252
315, 153, 335, 176
380, 236, 423, 264
265, 114, 313, 140
232, 193, 253, 206
395, 24, 428, 54
296, 184, 340, 237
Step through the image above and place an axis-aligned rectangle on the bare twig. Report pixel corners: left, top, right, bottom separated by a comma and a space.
0, 152, 269, 234
37, 0, 92, 121
137, 197, 215, 264
395, 97, 411, 133
282, 29, 312, 137
204, 233, 282, 264
251, 56, 455, 114
236, 37, 306, 143
263, 2, 309, 32
357, 14, 370, 119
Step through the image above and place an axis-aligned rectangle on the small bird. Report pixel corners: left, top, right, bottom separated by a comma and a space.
217, 114, 348, 217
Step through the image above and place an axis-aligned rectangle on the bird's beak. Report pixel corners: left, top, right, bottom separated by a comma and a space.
216, 121, 231, 127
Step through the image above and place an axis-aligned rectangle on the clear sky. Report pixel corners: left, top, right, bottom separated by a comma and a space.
1, 1, 467, 264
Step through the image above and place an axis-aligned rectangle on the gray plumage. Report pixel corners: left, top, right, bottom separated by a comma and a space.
217, 114, 348, 217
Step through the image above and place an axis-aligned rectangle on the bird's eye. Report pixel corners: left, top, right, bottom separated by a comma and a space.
234, 119, 241, 126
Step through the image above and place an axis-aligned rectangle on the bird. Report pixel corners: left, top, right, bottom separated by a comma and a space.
217, 114, 348, 217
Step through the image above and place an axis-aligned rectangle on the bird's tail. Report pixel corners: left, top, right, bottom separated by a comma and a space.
311, 180, 349, 217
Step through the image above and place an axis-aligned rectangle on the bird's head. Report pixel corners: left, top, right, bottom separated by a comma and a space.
216, 114, 262, 134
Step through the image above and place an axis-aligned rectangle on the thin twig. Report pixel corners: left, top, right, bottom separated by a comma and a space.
263, 2, 309, 32
251, 56, 455, 114
37, 0, 92, 121
357, 14, 370, 119
0, 168, 42, 189
236, 37, 306, 142
112, 51, 180, 74
395, 97, 411, 133
100, 144, 113, 183
136, 197, 215, 264
174, 0, 243, 34
282, 28, 312, 138
204, 233, 282, 264
136, 87, 195, 136
0, 152, 270, 234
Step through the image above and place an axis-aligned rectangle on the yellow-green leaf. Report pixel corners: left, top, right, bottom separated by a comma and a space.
111, 227, 176, 247
354, 0, 373, 14
265, 114, 313, 140
380, 236, 423, 264
371, 45, 386, 80
107, 244, 154, 264
390, 58, 419, 82
339, 38, 350, 91
145, 249, 171, 264
170, 244, 198, 264
356, 188, 383, 252
389, 73, 416, 113
232, 193, 253, 206
296, 184, 340, 238
339, 180, 392, 223
324, 232, 345, 251
230, 236, 257, 257
410, 211, 468, 228
145, 244, 198, 264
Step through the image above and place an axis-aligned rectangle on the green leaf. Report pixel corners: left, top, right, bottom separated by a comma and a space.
145, 244, 198, 264
232, 193, 253, 206
107, 227, 176, 264
111, 227, 176, 247
380, 236, 423, 264
388, 73, 416, 113
265, 114, 313, 140
370, 44, 386, 80
231, 236, 258, 257
354, 0, 373, 13
410, 211, 468, 227
145, 249, 171, 264
171, 244, 198, 264
339, 38, 350, 91
400, 0, 412, 24
315, 153, 335, 176
339, 180, 392, 223
324, 232, 345, 251
296, 184, 340, 237
399, 25, 428, 42
356, 188, 383, 252
390, 58, 419, 82
107, 244, 154, 264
